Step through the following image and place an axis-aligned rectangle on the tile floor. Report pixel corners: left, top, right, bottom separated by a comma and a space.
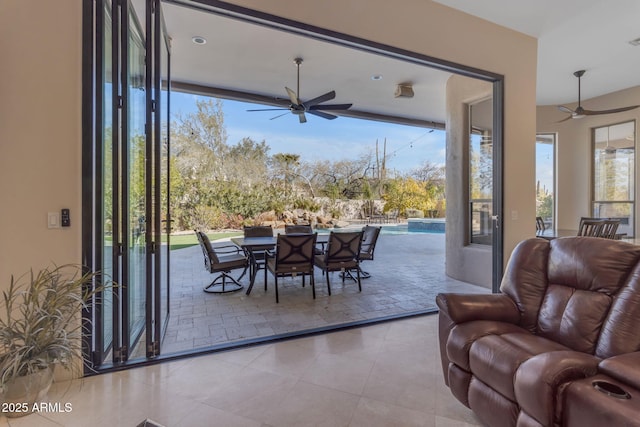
1, 314, 483, 427
160, 232, 490, 355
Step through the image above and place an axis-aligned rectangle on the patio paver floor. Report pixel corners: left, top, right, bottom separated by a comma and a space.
159, 232, 490, 355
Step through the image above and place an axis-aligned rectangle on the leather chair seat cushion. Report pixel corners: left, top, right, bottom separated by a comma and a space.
448, 321, 571, 400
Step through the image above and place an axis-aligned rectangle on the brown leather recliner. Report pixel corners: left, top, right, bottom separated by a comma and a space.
437, 237, 640, 427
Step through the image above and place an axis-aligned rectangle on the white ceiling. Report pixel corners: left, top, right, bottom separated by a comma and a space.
434, 0, 640, 105
160, 0, 640, 125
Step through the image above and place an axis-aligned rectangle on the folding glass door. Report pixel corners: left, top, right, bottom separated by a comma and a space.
88, 0, 170, 368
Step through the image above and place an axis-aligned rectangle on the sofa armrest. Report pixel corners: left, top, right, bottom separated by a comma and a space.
599, 352, 640, 391
436, 293, 520, 324
436, 293, 520, 387
514, 350, 600, 427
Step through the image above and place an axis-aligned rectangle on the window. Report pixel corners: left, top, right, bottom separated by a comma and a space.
469, 97, 493, 245
592, 121, 635, 237
536, 134, 555, 230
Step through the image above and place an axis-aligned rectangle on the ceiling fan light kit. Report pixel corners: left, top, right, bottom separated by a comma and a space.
246, 57, 353, 123
556, 69, 640, 122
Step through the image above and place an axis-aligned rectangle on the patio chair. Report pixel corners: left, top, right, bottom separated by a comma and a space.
314, 231, 363, 296
243, 225, 274, 290
243, 225, 274, 237
195, 230, 248, 293
285, 224, 325, 254
356, 225, 381, 279
598, 219, 620, 239
577, 219, 604, 237
535, 216, 545, 233
386, 209, 399, 223
266, 233, 317, 303
285, 224, 313, 234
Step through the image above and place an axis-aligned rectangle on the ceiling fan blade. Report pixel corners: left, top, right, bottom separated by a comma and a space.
298, 112, 307, 123
310, 103, 353, 111
303, 91, 336, 108
556, 115, 573, 123
307, 110, 337, 120
285, 87, 299, 105
247, 108, 289, 112
583, 105, 640, 116
270, 112, 290, 120
557, 105, 574, 114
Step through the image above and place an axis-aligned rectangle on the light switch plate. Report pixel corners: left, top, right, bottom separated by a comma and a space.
48, 212, 60, 229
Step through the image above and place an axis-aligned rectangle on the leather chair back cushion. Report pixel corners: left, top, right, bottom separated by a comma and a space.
500, 238, 550, 333
502, 237, 640, 354
541, 238, 640, 354
536, 285, 612, 353
596, 263, 640, 357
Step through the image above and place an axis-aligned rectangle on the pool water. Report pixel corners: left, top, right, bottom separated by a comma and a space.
316, 223, 445, 235
380, 223, 445, 235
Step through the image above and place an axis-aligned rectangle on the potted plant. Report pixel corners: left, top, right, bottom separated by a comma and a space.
0, 264, 106, 417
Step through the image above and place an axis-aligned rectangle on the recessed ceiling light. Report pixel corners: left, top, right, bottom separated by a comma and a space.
192, 36, 207, 45
371, 75, 383, 81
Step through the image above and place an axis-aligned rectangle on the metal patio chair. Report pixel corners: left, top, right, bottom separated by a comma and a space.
266, 233, 317, 303
195, 230, 248, 293
314, 231, 363, 296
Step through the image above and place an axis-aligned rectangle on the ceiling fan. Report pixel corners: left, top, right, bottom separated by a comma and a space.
247, 58, 352, 123
557, 70, 640, 122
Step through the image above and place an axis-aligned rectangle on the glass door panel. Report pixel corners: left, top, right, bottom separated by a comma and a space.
102, 0, 114, 358
125, 4, 147, 355
158, 9, 171, 345
145, 0, 171, 357
469, 97, 493, 245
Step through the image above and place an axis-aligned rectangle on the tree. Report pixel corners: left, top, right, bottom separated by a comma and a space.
225, 137, 270, 186
271, 153, 301, 198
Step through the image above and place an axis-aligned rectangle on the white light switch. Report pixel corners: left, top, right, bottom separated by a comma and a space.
511, 210, 519, 220
48, 212, 60, 229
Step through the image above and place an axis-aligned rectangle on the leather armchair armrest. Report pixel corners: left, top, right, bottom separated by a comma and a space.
515, 351, 600, 426
599, 352, 640, 391
436, 293, 520, 324
436, 293, 519, 387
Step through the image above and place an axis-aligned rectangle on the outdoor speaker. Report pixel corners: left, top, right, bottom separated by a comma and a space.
394, 84, 414, 98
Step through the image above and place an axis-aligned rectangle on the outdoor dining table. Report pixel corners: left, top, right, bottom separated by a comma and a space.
231, 234, 329, 295
536, 229, 578, 240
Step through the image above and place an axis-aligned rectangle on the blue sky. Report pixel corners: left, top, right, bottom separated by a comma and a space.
535, 139, 554, 194
171, 91, 446, 174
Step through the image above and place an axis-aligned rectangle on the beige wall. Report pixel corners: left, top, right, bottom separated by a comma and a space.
0, 1, 538, 286
0, 0, 83, 282
537, 86, 640, 231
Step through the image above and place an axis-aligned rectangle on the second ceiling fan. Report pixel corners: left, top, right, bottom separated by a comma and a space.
557, 70, 639, 122
247, 58, 352, 123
